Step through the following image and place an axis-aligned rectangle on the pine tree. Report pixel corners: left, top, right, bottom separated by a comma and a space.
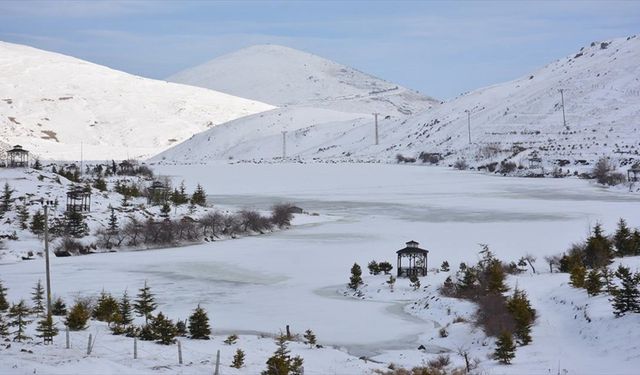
35, 315, 59, 343
176, 320, 187, 336
93, 291, 119, 322
585, 269, 603, 296
151, 312, 177, 345
31, 279, 45, 316
64, 211, 88, 237
348, 263, 363, 290
367, 260, 380, 275
160, 202, 171, 217
52, 297, 67, 316
378, 261, 393, 275
611, 265, 640, 317
30, 209, 45, 236
632, 230, 640, 256
66, 301, 90, 331
138, 324, 157, 341
409, 274, 421, 290
584, 223, 613, 268
119, 291, 134, 325
93, 178, 107, 192
569, 265, 586, 288
188, 304, 211, 339
0, 280, 9, 312
493, 331, 516, 364
387, 275, 396, 291
8, 300, 32, 342
0, 182, 13, 215
486, 261, 509, 294
303, 329, 317, 348
457, 267, 478, 295
107, 206, 118, 234
0, 312, 9, 337
191, 184, 207, 206
32, 158, 42, 170
507, 288, 536, 345
440, 261, 450, 272
17, 205, 30, 230
613, 218, 633, 256
262, 334, 304, 375
134, 281, 157, 325
232, 348, 246, 369
224, 334, 239, 345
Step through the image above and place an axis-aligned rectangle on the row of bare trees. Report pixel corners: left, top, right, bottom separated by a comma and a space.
95, 204, 297, 250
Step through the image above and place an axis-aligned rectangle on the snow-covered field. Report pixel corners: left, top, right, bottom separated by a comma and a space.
2, 163, 640, 374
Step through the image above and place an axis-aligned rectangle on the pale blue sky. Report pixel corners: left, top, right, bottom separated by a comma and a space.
1, 0, 639, 99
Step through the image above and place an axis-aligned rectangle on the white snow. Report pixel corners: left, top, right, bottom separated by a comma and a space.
168, 44, 437, 114
2, 163, 640, 374
157, 36, 640, 172
0, 41, 274, 161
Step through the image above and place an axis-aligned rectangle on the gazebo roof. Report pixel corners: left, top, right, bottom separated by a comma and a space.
7, 145, 28, 154
397, 240, 429, 254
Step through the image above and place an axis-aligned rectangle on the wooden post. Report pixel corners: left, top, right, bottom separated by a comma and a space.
65, 326, 70, 349
87, 333, 92, 355
214, 349, 220, 375
286, 325, 291, 340
134, 337, 138, 359
178, 340, 183, 365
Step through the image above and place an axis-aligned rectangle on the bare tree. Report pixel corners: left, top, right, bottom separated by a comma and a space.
523, 254, 537, 274
544, 255, 561, 273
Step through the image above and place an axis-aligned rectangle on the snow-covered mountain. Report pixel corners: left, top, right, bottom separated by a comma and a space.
157, 36, 640, 170
0, 41, 274, 161
168, 44, 437, 116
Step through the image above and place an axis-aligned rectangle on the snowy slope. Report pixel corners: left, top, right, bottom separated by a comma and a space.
377, 35, 640, 168
0, 41, 274, 161
158, 36, 640, 169
168, 44, 437, 115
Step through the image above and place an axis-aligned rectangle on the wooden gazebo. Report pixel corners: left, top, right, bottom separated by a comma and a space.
628, 163, 640, 182
66, 186, 91, 212
147, 180, 168, 205
7, 145, 29, 168
396, 240, 429, 277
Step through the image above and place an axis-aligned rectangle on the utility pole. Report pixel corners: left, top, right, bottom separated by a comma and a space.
559, 89, 567, 129
464, 110, 471, 144
282, 131, 287, 160
44, 205, 52, 318
373, 113, 379, 145
80, 141, 84, 178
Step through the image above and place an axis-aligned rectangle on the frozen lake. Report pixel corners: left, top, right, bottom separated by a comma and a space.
2, 163, 639, 355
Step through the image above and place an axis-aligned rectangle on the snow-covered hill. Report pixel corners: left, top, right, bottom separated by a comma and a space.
158, 36, 640, 172
168, 44, 437, 116
0, 41, 274, 161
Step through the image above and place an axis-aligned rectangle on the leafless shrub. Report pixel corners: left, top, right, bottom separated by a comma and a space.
271, 203, 295, 228
478, 143, 501, 159
427, 354, 451, 369
453, 159, 468, 170
54, 236, 88, 256
475, 294, 515, 337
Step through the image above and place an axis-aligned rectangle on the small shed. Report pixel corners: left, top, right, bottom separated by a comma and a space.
628, 163, 640, 182
147, 180, 169, 205
7, 145, 29, 168
66, 186, 91, 212
396, 240, 429, 277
